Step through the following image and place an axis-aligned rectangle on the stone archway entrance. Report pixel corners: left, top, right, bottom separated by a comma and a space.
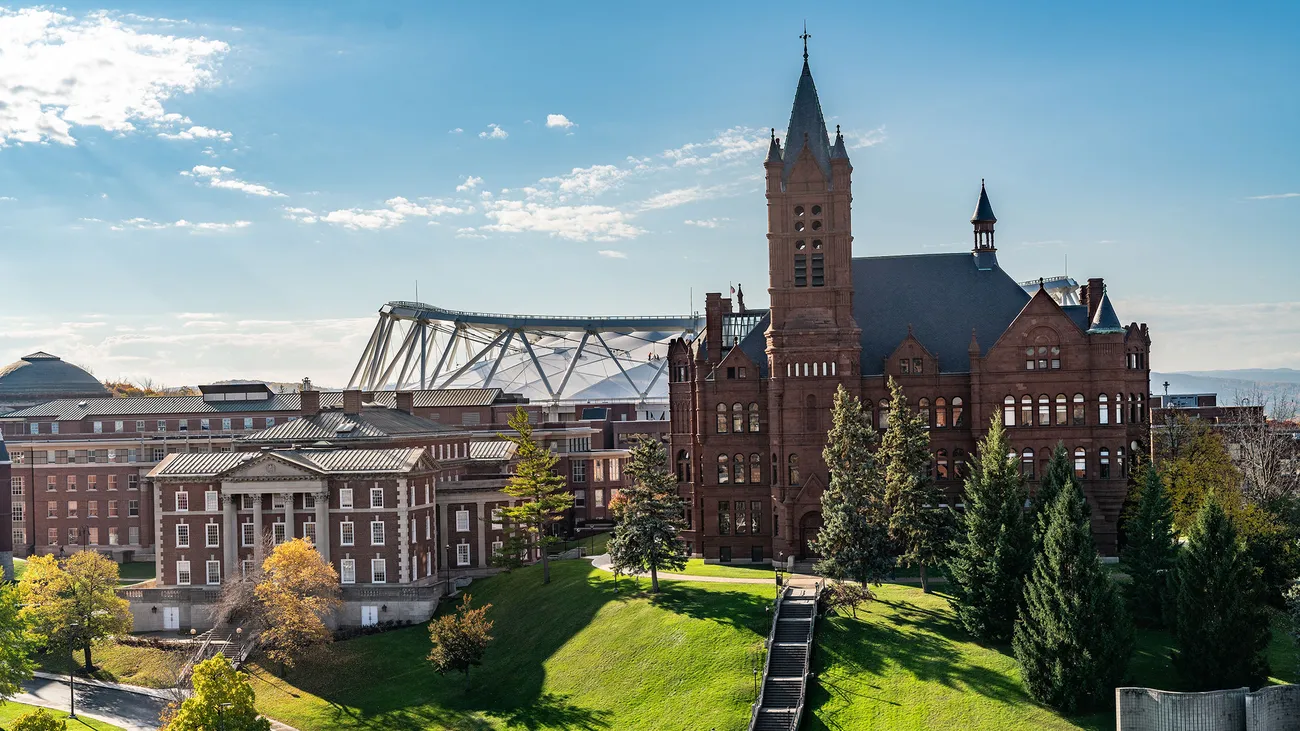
798, 511, 823, 560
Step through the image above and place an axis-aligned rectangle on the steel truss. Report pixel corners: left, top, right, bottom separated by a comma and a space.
349, 301, 701, 404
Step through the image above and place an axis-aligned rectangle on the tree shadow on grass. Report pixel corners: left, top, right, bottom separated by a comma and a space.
647, 581, 775, 634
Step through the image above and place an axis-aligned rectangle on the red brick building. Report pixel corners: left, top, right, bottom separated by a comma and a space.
669, 50, 1151, 562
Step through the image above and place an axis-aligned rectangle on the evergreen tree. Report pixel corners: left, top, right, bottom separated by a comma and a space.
881, 378, 952, 593
500, 406, 573, 585
607, 436, 689, 593
1014, 486, 1133, 713
1032, 443, 1075, 548
946, 415, 1033, 643
1172, 492, 1272, 690
1121, 465, 1178, 628
813, 385, 893, 585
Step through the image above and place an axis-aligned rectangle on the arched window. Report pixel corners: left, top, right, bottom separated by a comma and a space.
787, 362, 793, 378
1003, 396, 1016, 427
1117, 447, 1126, 478
788, 454, 800, 486
935, 397, 948, 428
733, 454, 746, 484
732, 403, 744, 433
936, 449, 949, 479
1022, 448, 1035, 480
1138, 393, 1146, 423
822, 361, 829, 376
750, 453, 762, 484
717, 454, 730, 484
952, 397, 965, 427
1100, 448, 1111, 479
1055, 394, 1067, 425
716, 403, 728, 434
954, 448, 968, 479
1038, 395, 1050, 426
1073, 394, 1086, 425
772, 453, 778, 485
676, 450, 691, 483
1115, 394, 1123, 424
805, 394, 818, 431
919, 398, 931, 427
1130, 394, 1138, 425
1021, 395, 1033, 426
1074, 448, 1086, 479
1099, 394, 1110, 425
748, 403, 760, 433
879, 399, 891, 429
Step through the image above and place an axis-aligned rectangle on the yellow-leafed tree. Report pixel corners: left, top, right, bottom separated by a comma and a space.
19, 552, 132, 672
254, 538, 342, 669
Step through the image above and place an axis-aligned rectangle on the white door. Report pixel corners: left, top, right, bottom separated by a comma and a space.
361, 606, 378, 627
163, 607, 180, 631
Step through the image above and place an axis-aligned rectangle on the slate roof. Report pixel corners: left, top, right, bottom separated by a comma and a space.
971, 182, 997, 223
470, 440, 516, 462
240, 408, 460, 443
1088, 293, 1124, 333
0, 435, 11, 463
148, 447, 426, 479
851, 253, 1031, 375
0, 352, 109, 399
782, 59, 836, 182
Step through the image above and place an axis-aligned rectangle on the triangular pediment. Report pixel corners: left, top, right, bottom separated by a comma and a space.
226, 453, 323, 480
887, 330, 939, 377
792, 470, 826, 507
988, 287, 1086, 354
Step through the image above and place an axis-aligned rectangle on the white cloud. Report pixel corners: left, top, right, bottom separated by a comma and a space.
479, 123, 508, 140
282, 206, 317, 224
639, 185, 730, 211
536, 164, 632, 200
481, 200, 644, 241
0, 196, 14, 202
661, 126, 767, 168
1119, 297, 1300, 370
108, 217, 251, 232
456, 175, 484, 192
448, 127, 463, 134
546, 114, 576, 129
158, 125, 231, 142
597, 249, 627, 259
456, 227, 487, 239
1248, 192, 1300, 200
176, 312, 220, 320
311, 197, 467, 231
843, 126, 887, 149
684, 217, 729, 228
0, 8, 229, 146
182, 165, 286, 198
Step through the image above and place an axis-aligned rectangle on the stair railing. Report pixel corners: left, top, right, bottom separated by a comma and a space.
748, 584, 792, 730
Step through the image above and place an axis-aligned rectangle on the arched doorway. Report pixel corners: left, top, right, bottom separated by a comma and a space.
798, 511, 823, 560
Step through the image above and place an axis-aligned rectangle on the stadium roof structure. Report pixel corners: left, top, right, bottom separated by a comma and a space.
348, 301, 703, 405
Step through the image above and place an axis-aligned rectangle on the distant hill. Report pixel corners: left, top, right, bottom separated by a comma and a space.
1153, 369, 1299, 415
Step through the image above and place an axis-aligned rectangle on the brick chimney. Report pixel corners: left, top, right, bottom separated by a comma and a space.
1084, 277, 1105, 323
342, 389, 363, 415
396, 391, 414, 415
703, 293, 733, 364
300, 388, 320, 417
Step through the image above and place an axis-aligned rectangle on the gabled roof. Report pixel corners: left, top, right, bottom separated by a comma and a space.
782, 60, 835, 183
852, 253, 1031, 375
240, 407, 460, 444
148, 447, 427, 479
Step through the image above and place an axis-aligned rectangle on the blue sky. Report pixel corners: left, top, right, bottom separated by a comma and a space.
1, 1, 1297, 385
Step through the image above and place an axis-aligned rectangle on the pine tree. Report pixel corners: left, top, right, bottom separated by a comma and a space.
1121, 465, 1177, 628
946, 414, 1033, 643
607, 436, 689, 593
1014, 486, 1133, 712
813, 385, 893, 585
881, 378, 952, 593
1171, 492, 1272, 690
1032, 442, 1075, 548
500, 406, 573, 585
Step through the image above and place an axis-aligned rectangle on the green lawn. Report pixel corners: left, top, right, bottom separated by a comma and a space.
806, 583, 1300, 730
247, 559, 775, 730
36, 640, 187, 689
12, 558, 26, 580
116, 561, 156, 586
0, 701, 124, 730
679, 559, 775, 579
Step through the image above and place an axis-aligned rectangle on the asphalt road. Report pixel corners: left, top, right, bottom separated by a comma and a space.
15, 676, 167, 731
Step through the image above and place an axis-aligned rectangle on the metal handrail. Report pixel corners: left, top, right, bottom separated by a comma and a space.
748, 585, 791, 730
790, 581, 825, 731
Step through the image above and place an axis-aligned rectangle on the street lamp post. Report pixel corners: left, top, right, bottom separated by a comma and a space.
67, 620, 79, 720
775, 552, 784, 588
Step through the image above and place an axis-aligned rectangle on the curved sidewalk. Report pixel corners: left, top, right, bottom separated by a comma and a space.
588, 553, 781, 585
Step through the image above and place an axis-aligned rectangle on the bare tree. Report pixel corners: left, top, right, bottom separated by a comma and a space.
1228, 386, 1300, 503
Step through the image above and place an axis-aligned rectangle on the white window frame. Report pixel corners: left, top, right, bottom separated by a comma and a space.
176, 523, 190, 548
456, 543, 471, 566
340, 488, 354, 510
271, 494, 286, 510
370, 520, 385, 546
340, 558, 356, 584
205, 490, 219, 512
205, 523, 220, 548
304, 493, 316, 510
455, 509, 470, 532
241, 523, 254, 547
340, 521, 355, 546
490, 508, 502, 530
303, 521, 317, 545
175, 490, 189, 512
206, 560, 221, 585
176, 560, 191, 586
241, 560, 255, 577
272, 522, 286, 544
370, 487, 384, 509
371, 559, 387, 584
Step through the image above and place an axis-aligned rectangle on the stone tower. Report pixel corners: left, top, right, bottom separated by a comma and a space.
764, 39, 863, 559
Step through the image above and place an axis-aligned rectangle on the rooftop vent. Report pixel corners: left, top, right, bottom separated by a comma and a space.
335, 421, 357, 434
78, 401, 87, 407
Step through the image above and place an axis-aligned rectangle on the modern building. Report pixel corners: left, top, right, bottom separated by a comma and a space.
668, 47, 1152, 562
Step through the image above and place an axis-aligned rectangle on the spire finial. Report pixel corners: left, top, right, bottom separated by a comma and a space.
771, 128, 776, 141
800, 22, 811, 61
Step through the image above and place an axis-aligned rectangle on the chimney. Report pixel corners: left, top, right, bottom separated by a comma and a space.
396, 391, 414, 415
1085, 278, 1105, 323
300, 389, 320, 417
342, 389, 363, 415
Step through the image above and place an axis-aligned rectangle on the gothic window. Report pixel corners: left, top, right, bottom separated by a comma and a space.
1138, 393, 1146, 422
1073, 394, 1086, 425
732, 403, 744, 433
717, 454, 730, 484
954, 448, 968, 479
935, 398, 947, 428
1038, 395, 1051, 426
913, 358, 923, 374
1074, 448, 1087, 479
794, 255, 807, 286
716, 403, 728, 434
1022, 448, 1035, 480
750, 453, 762, 484
733, 454, 746, 484
1117, 447, 1126, 477
936, 449, 949, 479
1003, 396, 1016, 427
879, 399, 891, 429
749, 403, 760, 433
1099, 394, 1110, 425
676, 450, 691, 483
1056, 394, 1068, 425
919, 398, 931, 427
1021, 395, 1033, 426
788, 454, 800, 486
1115, 394, 1123, 424
805, 394, 818, 431
952, 397, 964, 427
735, 501, 748, 535
811, 254, 824, 286
1100, 448, 1111, 479
718, 501, 731, 535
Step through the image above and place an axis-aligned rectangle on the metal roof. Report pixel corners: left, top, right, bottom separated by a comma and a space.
469, 440, 516, 462
148, 447, 426, 479
241, 408, 461, 443
0, 352, 110, 399
367, 388, 504, 408
971, 181, 997, 223
0, 393, 317, 419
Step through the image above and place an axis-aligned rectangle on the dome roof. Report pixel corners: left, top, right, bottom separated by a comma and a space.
0, 352, 109, 399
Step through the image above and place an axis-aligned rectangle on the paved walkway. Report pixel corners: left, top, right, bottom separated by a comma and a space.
16, 675, 167, 731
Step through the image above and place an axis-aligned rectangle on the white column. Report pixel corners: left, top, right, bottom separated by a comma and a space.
282, 492, 294, 541
314, 490, 330, 565
252, 495, 264, 563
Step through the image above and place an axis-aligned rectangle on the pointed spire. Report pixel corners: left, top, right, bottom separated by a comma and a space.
782, 32, 834, 183
766, 128, 782, 163
1088, 288, 1124, 334
830, 124, 848, 160
968, 328, 981, 354
971, 179, 997, 223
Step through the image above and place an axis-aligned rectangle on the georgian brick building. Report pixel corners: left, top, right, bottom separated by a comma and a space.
669, 49, 1151, 562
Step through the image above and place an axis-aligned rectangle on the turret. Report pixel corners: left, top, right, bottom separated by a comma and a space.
971, 180, 998, 270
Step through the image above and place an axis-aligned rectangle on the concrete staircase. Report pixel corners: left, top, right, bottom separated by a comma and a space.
749, 585, 819, 731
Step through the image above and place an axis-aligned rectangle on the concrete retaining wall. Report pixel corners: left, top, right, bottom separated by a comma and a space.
1245, 685, 1300, 731
1116, 687, 1249, 731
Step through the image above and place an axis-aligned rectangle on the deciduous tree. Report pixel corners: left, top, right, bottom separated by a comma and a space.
0, 583, 35, 700
7, 708, 66, 731
18, 552, 132, 672
500, 406, 573, 584
607, 437, 688, 593
160, 656, 270, 731
1121, 465, 1177, 627
813, 385, 893, 585
253, 538, 341, 669
881, 378, 952, 593
1014, 486, 1132, 713
946, 415, 1032, 644
427, 594, 494, 693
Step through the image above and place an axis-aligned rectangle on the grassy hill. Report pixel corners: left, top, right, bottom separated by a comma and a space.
248, 560, 775, 730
